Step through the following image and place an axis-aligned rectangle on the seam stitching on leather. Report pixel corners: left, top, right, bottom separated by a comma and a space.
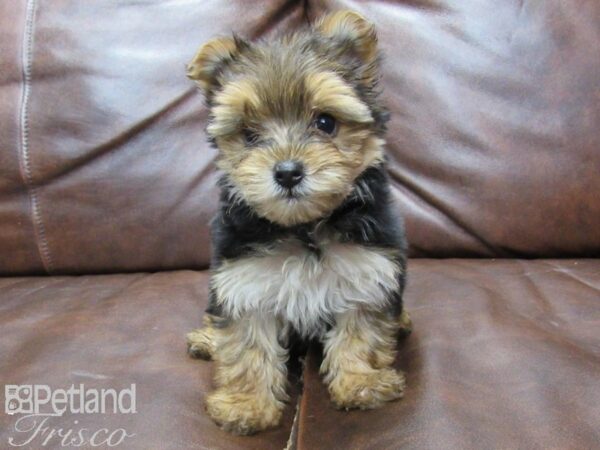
17, 0, 53, 274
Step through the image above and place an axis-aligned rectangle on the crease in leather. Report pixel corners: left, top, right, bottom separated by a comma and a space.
388, 166, 502, 257
0, 278, 33, 291
540, 260, 600, 293
515, 260, 559, 318
0, 274, 148, 343
16, 0, 53, 274
389, 177, 487, 257
0, 277, 69, 317
506, 312, 600, 369
413, 261, 600, 365
0, 274, 151, 384
284, 392, 302, 450
352, 0, 450, 12
472, 262, 600, 367
161, 108, 216, 221
83, 272, 151, 303
250, 0, 306, 39
508, 0, 528, 46
40, 87, 198, 185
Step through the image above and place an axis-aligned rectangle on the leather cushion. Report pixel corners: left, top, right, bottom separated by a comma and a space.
0, 271, 298, 449
2, 260, 598, 448
1, 0, 598, 274
297, 258, 600, 449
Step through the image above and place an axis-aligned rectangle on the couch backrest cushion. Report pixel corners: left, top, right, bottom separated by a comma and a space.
0, 0, 598, 275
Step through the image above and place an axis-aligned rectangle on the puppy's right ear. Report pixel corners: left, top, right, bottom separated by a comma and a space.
187, 36, 246, 94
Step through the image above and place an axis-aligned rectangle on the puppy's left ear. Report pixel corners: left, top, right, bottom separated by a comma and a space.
315, 10, 378, 67
187, 36, 247, 95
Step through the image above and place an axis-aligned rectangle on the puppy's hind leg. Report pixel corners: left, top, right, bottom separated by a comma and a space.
398, 309, 413, 339
187, 314, 218, 360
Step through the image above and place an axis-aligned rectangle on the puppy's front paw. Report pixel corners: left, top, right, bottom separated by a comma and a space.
328, 368, 405, 410
205, 389, 283, 435
186, 328, 215, 360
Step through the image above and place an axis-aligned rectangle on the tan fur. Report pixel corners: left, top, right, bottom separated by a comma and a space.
321, 309, 405, 410
186, 314, 218, 360
398, 309, 413, 338
207, 79, 262, 138
213, 115, 384, 227
187, 10, 409, 434
200, 49, 385, 226
205, 313, 289, 435
315, 11, 379, 84
187, 37, 238, 91
305, 71, 374, 124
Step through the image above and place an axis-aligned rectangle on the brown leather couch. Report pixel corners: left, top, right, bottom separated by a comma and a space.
1, 1, 599, 449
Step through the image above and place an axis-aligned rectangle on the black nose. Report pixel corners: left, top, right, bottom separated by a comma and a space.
274, 160, 304, 189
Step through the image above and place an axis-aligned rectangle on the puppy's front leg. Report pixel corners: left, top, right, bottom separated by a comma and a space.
206, 313, 288, 435
321, 309, 405, 410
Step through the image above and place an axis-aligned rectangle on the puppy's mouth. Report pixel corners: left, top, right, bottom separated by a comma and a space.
274, 184, 306, 201
281, 188, 303, 201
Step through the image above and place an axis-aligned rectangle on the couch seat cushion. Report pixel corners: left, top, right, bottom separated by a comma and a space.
1, 259, 599, 449
0, 271, 297, 449
298, 259, 600, 450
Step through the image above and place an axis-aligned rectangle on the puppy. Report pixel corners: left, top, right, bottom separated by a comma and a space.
186, 10, 411, 435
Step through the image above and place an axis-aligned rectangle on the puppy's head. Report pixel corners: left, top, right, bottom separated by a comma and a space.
189, 11, 388, 227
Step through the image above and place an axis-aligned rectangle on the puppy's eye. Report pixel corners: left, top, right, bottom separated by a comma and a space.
242, 128, 259, 146
314, 113, 336, 135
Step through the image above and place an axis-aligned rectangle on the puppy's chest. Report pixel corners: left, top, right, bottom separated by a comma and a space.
212, 237, 400, 337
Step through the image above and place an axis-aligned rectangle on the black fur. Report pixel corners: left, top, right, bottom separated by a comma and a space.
206, 162, 407, 321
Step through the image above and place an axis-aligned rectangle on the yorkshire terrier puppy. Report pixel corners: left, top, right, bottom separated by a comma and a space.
186, 10, 411, 435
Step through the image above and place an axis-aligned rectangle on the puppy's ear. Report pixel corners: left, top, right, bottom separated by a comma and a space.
187, 36, 247, 94
315, 10, 378, 66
